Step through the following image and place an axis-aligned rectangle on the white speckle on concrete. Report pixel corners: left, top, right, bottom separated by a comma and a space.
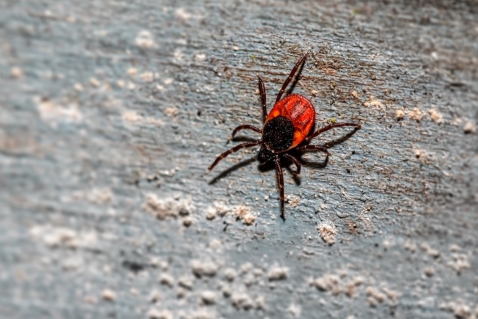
223, 268, 236, 281
345, 277, 364, 298
395, 109, 405, 120
143, 194, 193, 220
447, 253, 470, 274
183, 217, 192, 227
404, 239, 417, 253
424, 267, 434, 277
311, 274, 341, 295
146, 117, 164, 126
74, 83, 83, 91
127, 67, 138, 77
102, 289, 116, 302
231, 292, 253, 310
122, 110, 141, 123
159, 273, 175, 287
90, 188, 113, 204
176, 288, 187, 299
240, 262, 253, 274
191, 260, 219, 277
222, 285, 231, 298
175, 8, 192, 20
35, 97, 83, 125
148, 308, 172, 319
61, 256, 83, 271
421, 243, 440, 258
317, 221, 337, 245
89, 77, 100, 87
363, 96, 383, 108
164, 107, 179, 117
192, 309, 215, 319
141, 71, 154, 82
178, 276, 194, 290
235, 206, 255, 225
214, 202, 230, 216
205, 206, 216, 220
255, 295, 266, 310
463, 120, 475, 134
29, 225, 97, 249
428, 108, 443, 124
268, 266, 288, 281
209, 239, 221, 249
382, 287, 400, 304
149, 290, 161, 303
200, 291, 216, 305
11, 66, 23, 79
366, 286, 386, 306
195, 53, 206, 61
287, 303, 301, 317
414, 149, 431, 164
127, 81, 136, 90
406, 108, 425, 121
449, 244, 462, 252
135, 30, 156, 48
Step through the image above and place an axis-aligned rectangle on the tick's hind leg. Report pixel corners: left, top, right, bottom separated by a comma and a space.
231, 125, 262, 139
209, 140, 262, 170
306, 123, 361, 143
297, 144, 330, 156
274, 155, 286, 221
283, 153, 301, 175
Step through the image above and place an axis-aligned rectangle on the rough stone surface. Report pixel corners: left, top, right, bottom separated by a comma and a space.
1, 1, 477, 318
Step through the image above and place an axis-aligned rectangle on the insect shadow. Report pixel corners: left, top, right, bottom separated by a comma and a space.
209, 157, 257, 185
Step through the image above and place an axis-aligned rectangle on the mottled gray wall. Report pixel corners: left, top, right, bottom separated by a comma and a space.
1, 1, 477, 318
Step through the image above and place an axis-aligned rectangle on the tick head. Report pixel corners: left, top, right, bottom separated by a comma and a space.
258, 144, 274, 164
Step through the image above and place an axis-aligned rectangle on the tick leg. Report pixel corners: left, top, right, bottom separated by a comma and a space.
297, 144, 330, 156
276, 52, 309, 103
274, 155, 286, 221
258, 76, 267, 122
231, 125, 262, 139
306, 123, 361, 143
209, 140, 262, 170
283, 153, 301, 175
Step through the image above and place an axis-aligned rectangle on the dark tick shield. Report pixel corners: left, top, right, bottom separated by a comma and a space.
208, 52, 361, 220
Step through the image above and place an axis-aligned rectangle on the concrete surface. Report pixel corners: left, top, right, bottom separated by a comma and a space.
1, 0, 477, 318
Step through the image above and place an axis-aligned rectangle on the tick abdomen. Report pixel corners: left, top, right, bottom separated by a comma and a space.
264, 94, 316, 151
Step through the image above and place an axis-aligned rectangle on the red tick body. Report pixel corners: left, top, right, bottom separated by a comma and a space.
264, 94, 315, 152
209, 52, 361, 220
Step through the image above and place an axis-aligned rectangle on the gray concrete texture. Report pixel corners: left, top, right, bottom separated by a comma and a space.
1, 0, 477, 318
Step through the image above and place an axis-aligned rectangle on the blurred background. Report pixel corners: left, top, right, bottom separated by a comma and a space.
1, 0, 477, 318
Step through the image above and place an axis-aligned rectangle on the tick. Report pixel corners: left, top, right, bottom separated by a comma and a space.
209, 52, 361, 220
